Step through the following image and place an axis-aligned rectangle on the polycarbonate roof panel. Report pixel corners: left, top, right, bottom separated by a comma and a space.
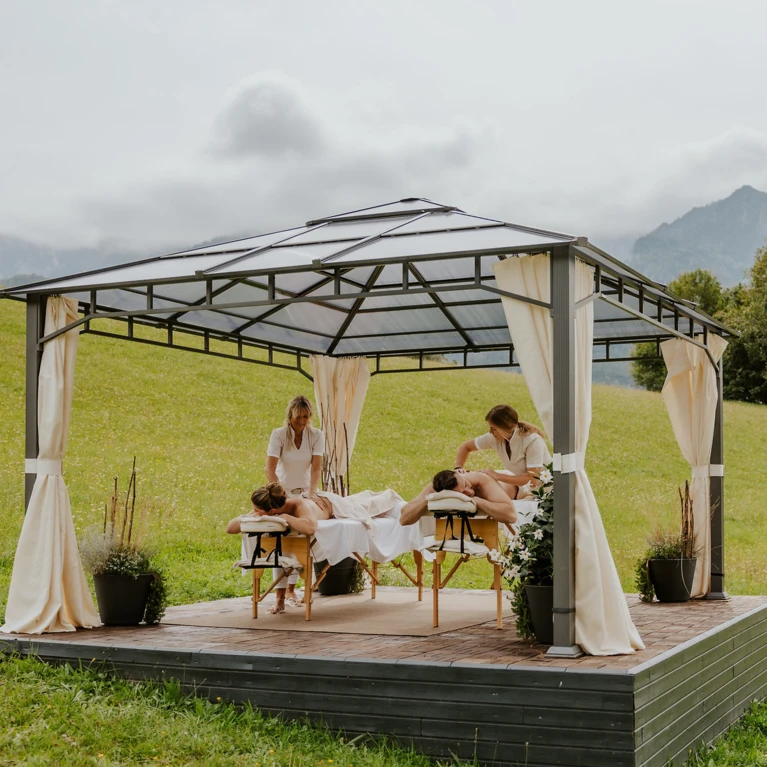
328, 226, 572, 263
240, 323, 332, 353
334, 330, 465, 354
322, 198, 450, 221
387, 212, 504, 234
15, 254, 228, 293
167, 227, 310, 257
448, 302, 507, 328
205, 243, 342, 275
284, 217, 418, 245
345, 307, 453, 336
177, 310, 248, 333
467, 328, 512, 346
256, 302, 348, 336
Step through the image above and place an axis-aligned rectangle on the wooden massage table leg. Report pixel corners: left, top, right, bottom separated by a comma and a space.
304, 538, 313, 621
414, 550, 424, 601
494, 561, 503, 629
432, 552, 445, 627
252, 570, 260, 618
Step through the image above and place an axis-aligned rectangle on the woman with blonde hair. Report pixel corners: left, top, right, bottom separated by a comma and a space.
453, 404, 551, 500
261, 395, 325, 610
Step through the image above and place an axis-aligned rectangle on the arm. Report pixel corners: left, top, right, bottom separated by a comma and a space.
455, 439, 478, 470
226, 511, 255, 535
265, 456, 279, 484
466, 473, 518, 525
399, 483, 433, 526
480, 469, 538, 486
309, 454, 322, 497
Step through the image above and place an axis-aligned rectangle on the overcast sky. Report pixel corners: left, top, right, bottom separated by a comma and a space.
2, 0, 766, 253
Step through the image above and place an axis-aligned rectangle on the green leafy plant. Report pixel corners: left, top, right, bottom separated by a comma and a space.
490, 463, 554, 639
79, 457, 168, 624
634, 480, 697, 602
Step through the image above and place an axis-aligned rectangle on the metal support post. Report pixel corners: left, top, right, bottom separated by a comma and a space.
547, 246, 583, 658
706, 361, 727, 600
25, 295, 46, 511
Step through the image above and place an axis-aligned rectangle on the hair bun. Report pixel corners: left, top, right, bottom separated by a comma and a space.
266, 481, 285, 499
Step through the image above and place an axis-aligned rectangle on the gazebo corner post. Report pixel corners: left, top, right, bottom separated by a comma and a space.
24, 293, 46, 511
706, 359, 728, 600
546, 246, 583, 658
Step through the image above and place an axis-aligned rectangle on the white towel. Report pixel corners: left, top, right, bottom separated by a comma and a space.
427, 539, 489, 556
317, 489, 404, 534
239, 515, 289, 533
426, 489, 477, 514
234, 553, 303, 571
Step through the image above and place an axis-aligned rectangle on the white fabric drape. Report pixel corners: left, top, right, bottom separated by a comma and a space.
2, 297, 100, 634
661, 335, 728, 597
493, 254, 643, 655
310, 355, 371, 493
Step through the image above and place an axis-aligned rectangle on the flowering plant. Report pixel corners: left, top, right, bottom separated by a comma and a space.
490, 463, 554, 639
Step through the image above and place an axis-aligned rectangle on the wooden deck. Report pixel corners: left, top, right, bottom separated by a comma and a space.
3, 590, 767, 767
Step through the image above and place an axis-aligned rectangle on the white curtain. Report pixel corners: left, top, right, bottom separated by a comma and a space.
310, 355, 371, 495
2, 297, 100, 634
494, 254, 644, 655
661, 335, 728, 597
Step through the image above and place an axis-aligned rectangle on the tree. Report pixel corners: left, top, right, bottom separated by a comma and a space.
630, 269, 724, 392
721, 245, 767, 403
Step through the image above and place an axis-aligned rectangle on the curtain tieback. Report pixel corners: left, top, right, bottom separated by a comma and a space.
25, 459, 62, 476
553, 452, 585, 474
691, 464, 724, 478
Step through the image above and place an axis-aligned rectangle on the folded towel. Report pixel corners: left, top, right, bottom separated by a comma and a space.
426, 498, 477, 513
426, 489, 477, 514
239, 515, 289, 533
427, 539, 489, 556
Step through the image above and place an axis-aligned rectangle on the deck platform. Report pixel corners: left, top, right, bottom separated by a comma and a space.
3, 590, 767, 767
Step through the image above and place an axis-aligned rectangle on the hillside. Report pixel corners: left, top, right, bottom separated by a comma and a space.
2, 299, 767, 619
631, 185, 767, 286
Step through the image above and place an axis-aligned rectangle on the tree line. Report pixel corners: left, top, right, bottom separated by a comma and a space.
631, 243, 767, 403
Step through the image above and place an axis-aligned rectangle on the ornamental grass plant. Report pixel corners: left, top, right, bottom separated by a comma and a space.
79, 457, 167, 624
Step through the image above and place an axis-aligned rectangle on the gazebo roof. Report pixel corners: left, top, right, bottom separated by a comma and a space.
1, 197, 732, 375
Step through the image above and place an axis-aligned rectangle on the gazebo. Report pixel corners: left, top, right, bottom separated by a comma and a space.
1, 197, 732, 658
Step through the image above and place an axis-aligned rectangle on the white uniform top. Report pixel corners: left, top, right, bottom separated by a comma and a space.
474, 428, 550, 475
267, 425, 325, 494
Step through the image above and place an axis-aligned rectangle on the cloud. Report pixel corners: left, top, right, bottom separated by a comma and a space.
209, 74, 326, 159
75, 73, 486, 250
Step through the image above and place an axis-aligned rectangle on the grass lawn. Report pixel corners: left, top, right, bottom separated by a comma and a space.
0, 654, 449, 767
3, 298, 767, 616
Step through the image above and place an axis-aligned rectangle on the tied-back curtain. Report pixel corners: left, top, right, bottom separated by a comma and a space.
1, 296, 100, 634
661, 335, 728, 597
310, 355, 371, 495
493, 254, 644, 655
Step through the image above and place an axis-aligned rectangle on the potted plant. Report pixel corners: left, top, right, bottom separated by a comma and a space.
491, 464, 554, 644
634, 481, 698, 603
79, 458, 168, 625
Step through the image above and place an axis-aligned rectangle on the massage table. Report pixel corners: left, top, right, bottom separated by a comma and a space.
425, 494, 538, 629
237, 500, 430, 620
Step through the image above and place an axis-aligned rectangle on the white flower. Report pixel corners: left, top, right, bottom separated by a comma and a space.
519, 549, 532, 561
507, 537, 519, 550
488, 548, 502, 563
534, 529, 544, 540
539, 469, 553, 485
506, 565, 521, 579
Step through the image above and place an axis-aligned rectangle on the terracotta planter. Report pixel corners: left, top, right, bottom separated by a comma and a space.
524, 584, 554, 645
93, 573, 153, 625
648, 558, 697, 602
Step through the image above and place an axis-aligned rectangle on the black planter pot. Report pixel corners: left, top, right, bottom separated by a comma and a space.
648, 558, 697, 603
93, 573, 153, 625
525, 584, 554, 645
313, 557, 357, 596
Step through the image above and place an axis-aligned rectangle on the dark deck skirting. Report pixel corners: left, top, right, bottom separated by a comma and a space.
3, 601, 767, 767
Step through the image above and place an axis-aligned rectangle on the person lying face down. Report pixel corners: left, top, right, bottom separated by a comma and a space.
399, 469, 518, 527
225, 481, 333, 614
226, 481, 332, 537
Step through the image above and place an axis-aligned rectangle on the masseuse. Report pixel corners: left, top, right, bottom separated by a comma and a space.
263, 395, 325, 610
453, 404, 551, 500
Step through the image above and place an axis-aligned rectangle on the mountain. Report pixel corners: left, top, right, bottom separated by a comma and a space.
629, 185, 767, 287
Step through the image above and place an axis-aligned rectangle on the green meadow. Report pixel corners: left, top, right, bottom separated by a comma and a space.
2, 297, 767, 618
